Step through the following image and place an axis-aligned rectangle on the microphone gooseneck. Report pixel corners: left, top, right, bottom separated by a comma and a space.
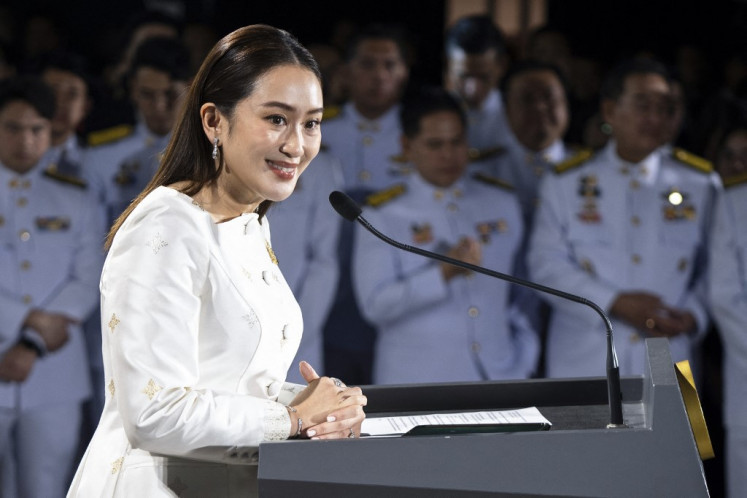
329, 190, 625, 428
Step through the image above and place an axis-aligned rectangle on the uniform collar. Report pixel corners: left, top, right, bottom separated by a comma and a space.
605, 140, 660, 184
346, 102, 400, 132
508, 134, 567, 165
411, 171, 466, 201
473, 89, 502, 114
0, 154, 53, 187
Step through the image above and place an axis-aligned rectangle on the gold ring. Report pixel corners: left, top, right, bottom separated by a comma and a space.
645, 318, 656, 329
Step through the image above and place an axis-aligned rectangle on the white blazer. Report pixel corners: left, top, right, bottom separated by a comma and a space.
68, 186, 304, 497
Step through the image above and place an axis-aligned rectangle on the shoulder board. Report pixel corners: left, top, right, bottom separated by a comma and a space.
365, 183, 407, 207
322, 106, 342, 121
554, 148, 593, 174
87, 124, 134, 147
671, 148, 713, 174
471, 172, 514, 190
42, 168, 87, 189
723, 171, 747, 189
468, 146, 506, 162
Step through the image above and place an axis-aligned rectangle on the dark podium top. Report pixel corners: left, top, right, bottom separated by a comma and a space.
258, 338, 708, 497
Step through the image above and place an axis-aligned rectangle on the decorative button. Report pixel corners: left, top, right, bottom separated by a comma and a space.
362, 136, 373, 146
632, 254, 641, 264
630, 333, 641, 344
358, 170, 371, 182
447, 203, 458, 212
20, 260, 31, 270
19, 230, 30, 241
631, 216, 640, 226
630, 180, 640, 190
9, 178, 19, 188
471, 342, 482, 353
17, 197, 28, 207
21, 180, 31, 189
22, 294, 32, 304
468, 306, 479, 318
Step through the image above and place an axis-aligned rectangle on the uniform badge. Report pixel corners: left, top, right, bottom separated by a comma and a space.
114, 161, 140, 186
577, 175, 602, 223
476, 219, 507, 243
661, 188, 696, 221
35, 216, 71, 231
411, 223, 433, 244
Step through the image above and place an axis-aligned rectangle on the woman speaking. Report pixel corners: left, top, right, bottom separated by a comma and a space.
68, 24, 366, 497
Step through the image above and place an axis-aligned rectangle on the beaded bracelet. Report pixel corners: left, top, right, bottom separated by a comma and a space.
286, 405, 303, 438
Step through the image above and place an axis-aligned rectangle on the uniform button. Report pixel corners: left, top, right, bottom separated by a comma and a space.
630, 180, 640, 190
631, 216, 640, 226
678, 258, 688, 272
22, 295, 32, 304
362, 136, 373, 146
20, 260, 31, 270
468, 306, 479, 317
447, 203, 458, 212
17, 197, 28, 207
630, 333, 641, 344
21, 180, 31, 189
19, 230, 30, 241
0, 215, 4, 227
358, 170, 371, 182
434, 190, 444, 200
453, 188, 463, 198
471, 342, 482, 353
632, 254, 641, 264
9, 179, 19, 188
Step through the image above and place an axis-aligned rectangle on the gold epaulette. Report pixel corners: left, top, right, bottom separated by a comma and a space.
471, 172, 514, 190
87, 124, 133, 147
468, 146, 506, 162
554, 148, 593, 174
723, 171, 747, 189
322, 106, 342, 121
671, 148, 713, 174
43, 168, 87, 188
365, 183, 407, 207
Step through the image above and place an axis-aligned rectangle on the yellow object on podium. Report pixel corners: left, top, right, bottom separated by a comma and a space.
675, 360, 715, 460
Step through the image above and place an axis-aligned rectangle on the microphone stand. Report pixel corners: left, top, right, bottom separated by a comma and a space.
331, 191, 625, 428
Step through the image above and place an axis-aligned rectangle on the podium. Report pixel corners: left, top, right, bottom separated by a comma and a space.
257, 338, 709, 497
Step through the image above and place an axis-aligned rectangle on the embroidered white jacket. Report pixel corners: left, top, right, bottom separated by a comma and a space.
68, 186, 304, 497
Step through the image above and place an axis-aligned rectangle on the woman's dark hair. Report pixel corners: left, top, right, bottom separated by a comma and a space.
106, 24, 321, 248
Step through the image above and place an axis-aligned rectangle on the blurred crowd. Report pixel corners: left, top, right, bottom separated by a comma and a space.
0, 4, 746, 497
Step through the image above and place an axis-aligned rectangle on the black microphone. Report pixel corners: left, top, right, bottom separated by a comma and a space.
329, 190, 625, 428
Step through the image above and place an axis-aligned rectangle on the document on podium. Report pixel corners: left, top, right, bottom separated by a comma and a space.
361, 407, 551, 437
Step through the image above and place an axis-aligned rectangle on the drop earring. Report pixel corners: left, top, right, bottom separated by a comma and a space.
212, 137, 220, 160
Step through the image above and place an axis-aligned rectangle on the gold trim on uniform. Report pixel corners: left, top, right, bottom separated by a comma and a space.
87, 124, 133, 147
108, 379, 116, 397
554, 148, 593, 174
471, 172, 515, 191
366, 183, 407, 207
723, 171, 747, 188
671, 148, 713, 174
468, 146, 506, 162
111, 457, 124, 474
265, 240, 278, 265
35, 216, 71, 230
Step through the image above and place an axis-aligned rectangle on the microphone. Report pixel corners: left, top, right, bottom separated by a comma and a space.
329, 190, 625, 428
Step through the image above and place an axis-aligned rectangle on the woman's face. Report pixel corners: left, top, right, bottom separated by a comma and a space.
217, 64, 323, 207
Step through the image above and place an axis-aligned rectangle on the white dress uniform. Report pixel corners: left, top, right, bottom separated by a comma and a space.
82, 122, 168, 221
471, 135, 573, 223
0, 158, 104, 498
110, 132, 171, 220
352, 172, 539, 384
269, 152, 344, 383
321, 102, 405, 191
68, 186, 305, 497
464, 89, 512, 161
43, 135, 88, 180
708, 174, 747, 498
528, 141, 721, 378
